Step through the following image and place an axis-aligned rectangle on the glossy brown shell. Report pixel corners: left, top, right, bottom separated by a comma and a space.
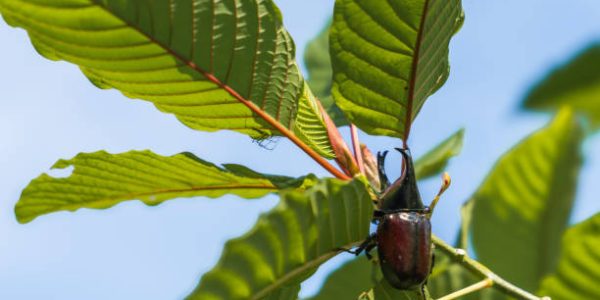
376, 211, 432, 290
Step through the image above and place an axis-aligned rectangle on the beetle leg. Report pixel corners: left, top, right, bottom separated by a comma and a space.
339, 233, 377, 257
427, 172, 452, 218
364, 243, 377, 260
377, 151, 390, 191
354, 233, 377, 256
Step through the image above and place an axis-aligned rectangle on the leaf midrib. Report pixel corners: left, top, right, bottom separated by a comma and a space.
250, 242, 359, 300
403, 0, 431, 144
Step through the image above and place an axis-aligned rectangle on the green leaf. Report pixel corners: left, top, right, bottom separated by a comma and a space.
538, 213, 600, 299
305, 256, 378, 300
187, 177, 373, 300
414, 128, 464, 180
523, 44, 600, 130
0, 0, 333, 158
468, 108, 583, 292
304, 20, 348, 126
15, 150, 314, 224
330, 0, 464, 138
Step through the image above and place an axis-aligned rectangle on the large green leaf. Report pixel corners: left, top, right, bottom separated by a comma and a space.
304, 20, 347, 126
187, 177, 373, 300
330, 0, 464, 138
0, 0, 333, 158
15, 150, 315, 224
538, 213, 600, 299
523, 44, 600, 130
468, 109, 583, 292
414, 128, 464, 180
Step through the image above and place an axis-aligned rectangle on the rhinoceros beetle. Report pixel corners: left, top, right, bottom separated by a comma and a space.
347, 148, 450, 294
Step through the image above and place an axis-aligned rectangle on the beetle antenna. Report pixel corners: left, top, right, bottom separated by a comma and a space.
428, 172, 451, 217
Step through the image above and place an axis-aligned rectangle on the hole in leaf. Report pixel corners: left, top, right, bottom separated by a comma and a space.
46, 165, 74, 178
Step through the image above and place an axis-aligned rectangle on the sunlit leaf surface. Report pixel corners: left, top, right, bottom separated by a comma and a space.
330, 0, 463, 138
16, 150, 315, 223
0, 0, 333, 157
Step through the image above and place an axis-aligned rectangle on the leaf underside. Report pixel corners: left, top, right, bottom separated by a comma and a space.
469, 108, 583, 292
330, 0, 464, 138
523, 44, 600, 130
539, 213, 600, 299
0, 0, 333, 157
15, 150, 314, 224
186, 178, 373, 300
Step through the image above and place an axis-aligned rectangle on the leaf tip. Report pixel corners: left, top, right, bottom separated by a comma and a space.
14, 205, 33, 224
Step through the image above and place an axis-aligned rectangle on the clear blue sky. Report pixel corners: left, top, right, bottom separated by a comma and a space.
1, 1, 599, 299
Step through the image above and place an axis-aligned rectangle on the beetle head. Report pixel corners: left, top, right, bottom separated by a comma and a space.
378, 148, 424, 211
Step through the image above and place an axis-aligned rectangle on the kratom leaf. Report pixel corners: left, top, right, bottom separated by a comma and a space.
0, 0, 334, 158
468, 109, 583, 292
538, 213, 600, 299
15, 150, 315, 224
304, 20, 347, 126
330, 0, 464, 138
187, 178, 373, 300
414, 128, 464, 180
523, 44, 600, 130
